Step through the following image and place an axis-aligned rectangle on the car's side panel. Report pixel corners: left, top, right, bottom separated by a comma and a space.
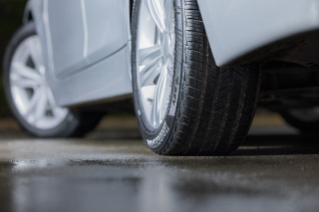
53, 44, 132, 107
46, 0, 88, 78
197, 0, 319, 67
30, 0, 132, 107
85, 0, 129, 66
46, 0, 131, 79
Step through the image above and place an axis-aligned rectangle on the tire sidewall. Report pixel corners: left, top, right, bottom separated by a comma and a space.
3, 22, 78, 138
132, 0, 184, 152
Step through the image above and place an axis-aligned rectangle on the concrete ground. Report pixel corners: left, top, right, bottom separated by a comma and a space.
0, 109, 319, 212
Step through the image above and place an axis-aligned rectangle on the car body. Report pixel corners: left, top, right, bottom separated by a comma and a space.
25, 0, 319, 107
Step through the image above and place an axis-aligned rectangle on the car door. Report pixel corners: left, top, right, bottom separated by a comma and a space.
46, 0, 129, 79
84, 0, 129, 65
45, 0, 86, 78
40, 0, 132, 106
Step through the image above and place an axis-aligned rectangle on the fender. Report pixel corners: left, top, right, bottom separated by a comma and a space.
198, 0, 319, 67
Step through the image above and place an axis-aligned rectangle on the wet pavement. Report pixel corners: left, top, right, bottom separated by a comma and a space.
1, 115, 319, 212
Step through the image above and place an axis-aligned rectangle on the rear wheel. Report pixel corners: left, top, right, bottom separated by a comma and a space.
131, 0, 261, 155
280, 108, 319, 132
3, 22, 103, 138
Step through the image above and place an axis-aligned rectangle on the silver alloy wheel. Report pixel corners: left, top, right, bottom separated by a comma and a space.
9, 35, 68, 129
136, 0, 175, 128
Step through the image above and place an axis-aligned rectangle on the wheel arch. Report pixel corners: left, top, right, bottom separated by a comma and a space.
23, 1, 34, 24
197, 0, 319, 68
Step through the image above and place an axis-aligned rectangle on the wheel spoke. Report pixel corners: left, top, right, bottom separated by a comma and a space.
150, 63, 172, 126
24, 89, 43, 121
10, 77, 39, 88
139, 45, 162, 87
34, 92, 48, 122
138, 45, 161, 65
46, 88, 58, 117
145, 0, 166, 33
27, 37, 42, 69
12, 62, 41, 81
140, 58, 161, 87
150, 92, 160, 126
150, 74, 164, 126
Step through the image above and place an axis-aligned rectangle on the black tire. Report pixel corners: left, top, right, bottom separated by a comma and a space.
3, 22, 103, 138
280, 109, 319, 132
132, 0, 261, 155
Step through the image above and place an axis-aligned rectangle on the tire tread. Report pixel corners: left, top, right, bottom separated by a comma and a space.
159, 0, 260, 155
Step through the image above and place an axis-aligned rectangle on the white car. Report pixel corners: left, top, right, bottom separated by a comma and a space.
3, 0, 319, 155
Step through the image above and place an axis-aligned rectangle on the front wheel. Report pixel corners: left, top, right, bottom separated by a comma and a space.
131, 0, 261, 155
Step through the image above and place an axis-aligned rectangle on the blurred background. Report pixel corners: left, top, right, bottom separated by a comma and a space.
0, 0, 27, 118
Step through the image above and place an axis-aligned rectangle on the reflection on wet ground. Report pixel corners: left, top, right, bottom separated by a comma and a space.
0, 123, 319, 211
